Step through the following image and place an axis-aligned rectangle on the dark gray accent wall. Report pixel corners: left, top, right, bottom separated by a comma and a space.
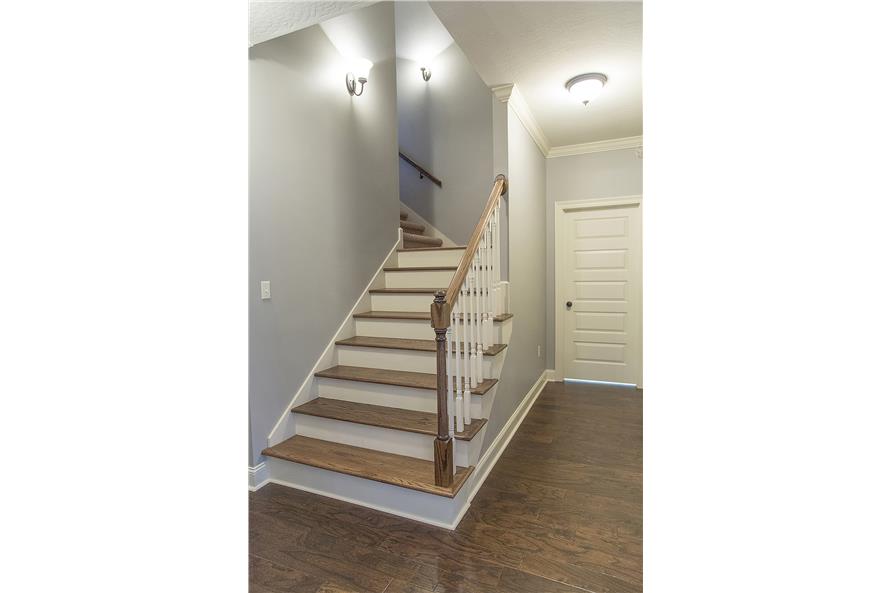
249, 2, 398, 465
482, 108, 548, 451
396, 44, 493, 244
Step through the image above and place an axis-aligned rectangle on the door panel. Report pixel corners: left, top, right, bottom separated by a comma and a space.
562, 205, 641, 384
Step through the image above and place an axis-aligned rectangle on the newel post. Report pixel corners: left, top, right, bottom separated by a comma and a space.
431, 290, 454, 487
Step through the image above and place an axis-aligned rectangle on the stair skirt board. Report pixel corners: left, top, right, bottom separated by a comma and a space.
261, 370, 548, 530
292, 413, 486, 467
336, 345, 503, 376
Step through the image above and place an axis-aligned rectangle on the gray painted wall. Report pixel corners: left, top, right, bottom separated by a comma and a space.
545, 148, 643, 367
249, 2, 398, 465
482, 107, 547, 451
396, 44, 493, 244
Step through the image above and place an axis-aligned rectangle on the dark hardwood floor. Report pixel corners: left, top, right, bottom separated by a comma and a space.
249, 380, 642, 593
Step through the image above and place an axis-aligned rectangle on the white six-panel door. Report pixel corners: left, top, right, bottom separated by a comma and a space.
559, 202, 641, 385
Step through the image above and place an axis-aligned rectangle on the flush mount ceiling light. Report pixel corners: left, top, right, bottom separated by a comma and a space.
565, 73, 608, 106
345, 58, 373, 97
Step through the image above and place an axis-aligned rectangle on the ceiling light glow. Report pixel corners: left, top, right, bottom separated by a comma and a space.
565, 73, 608, 106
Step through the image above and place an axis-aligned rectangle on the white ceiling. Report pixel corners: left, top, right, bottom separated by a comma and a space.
430, 1, 642, 148
250, 1, 375, 46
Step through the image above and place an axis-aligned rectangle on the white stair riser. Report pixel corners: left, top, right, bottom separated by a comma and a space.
370, 292, 436, 312
385, 269, 455, 289
293, 414, 479, 466
316, 377, 484, 418
398, 250, 465, 268
337, 346, 499, 376
354, 318, 509, 342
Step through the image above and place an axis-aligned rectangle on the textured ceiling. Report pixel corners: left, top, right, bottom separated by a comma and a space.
250, 1, 376, 46
431, 1, 642, 147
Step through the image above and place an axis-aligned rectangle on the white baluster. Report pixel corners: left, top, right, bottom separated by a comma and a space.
485, 220, 493, 347
481, 226, 490, 349
462, 280, 471, 418
454, 295, 464, 434
475, 249, 484, 382
468, 271, 478, 388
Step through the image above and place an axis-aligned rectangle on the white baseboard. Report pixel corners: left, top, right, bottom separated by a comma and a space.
399, 201, 456, 247
248, 462, 270, 491
449, 369, 549, 527
545, 368, 557, 381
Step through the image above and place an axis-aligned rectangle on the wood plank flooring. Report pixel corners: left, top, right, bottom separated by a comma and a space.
250, 380, 643, 593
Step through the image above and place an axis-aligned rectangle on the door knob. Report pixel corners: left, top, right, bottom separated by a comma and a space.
566, 301, 573, 308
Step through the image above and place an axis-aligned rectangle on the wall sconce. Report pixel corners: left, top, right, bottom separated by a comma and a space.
420, 67, 432, 82
345, 58, 373, 97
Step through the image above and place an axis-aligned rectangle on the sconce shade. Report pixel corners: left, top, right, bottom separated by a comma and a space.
346, 58, 373, 96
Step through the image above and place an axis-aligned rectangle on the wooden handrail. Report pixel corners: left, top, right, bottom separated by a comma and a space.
444, 175, 507, 307
399, 152, 443, 187
429, 173, 507, 488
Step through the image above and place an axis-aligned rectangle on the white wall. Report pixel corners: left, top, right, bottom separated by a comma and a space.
481, 106, 547, 451
545, 148, 643, 367
396, 4, 493, 244
248, 2, 398, 465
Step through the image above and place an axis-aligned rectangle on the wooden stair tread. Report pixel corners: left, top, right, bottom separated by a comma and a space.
336, 336, 507, 356
384, 266, 457, 272
398, 245, 466, 252
292, 398, 487, 441
400, 212, 408, 220
354, 310, 514, 322
399, 220, 426, 233
315, 365, 498, 395
262, 435, 473, 498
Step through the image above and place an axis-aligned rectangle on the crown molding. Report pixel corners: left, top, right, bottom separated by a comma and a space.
491, 84, 550, 157
547, 135, 643, 159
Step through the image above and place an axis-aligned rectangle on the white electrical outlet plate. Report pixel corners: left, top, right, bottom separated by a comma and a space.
260, 281, 271, 300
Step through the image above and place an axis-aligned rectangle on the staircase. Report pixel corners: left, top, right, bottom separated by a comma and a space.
262, 176, 509, 527
400, 210, 443, 249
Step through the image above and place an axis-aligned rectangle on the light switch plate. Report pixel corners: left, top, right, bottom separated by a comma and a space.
260, 281, 271, 300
